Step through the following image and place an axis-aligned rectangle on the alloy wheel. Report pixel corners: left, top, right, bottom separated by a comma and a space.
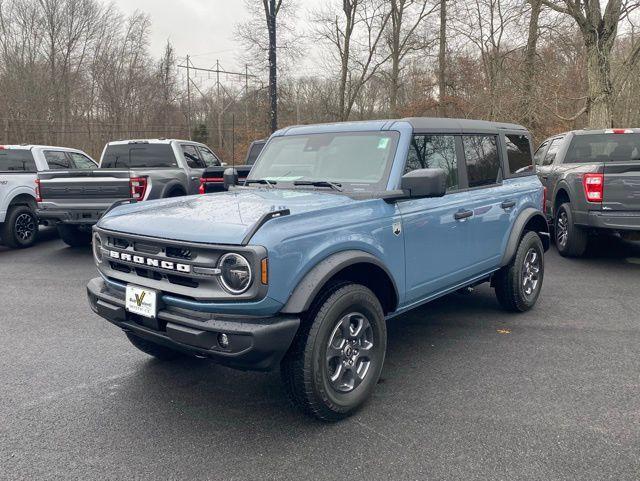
15, 212, 36, 241
326, 312, 374, 393
522, 248, 541, 298
556, 211, 569, 247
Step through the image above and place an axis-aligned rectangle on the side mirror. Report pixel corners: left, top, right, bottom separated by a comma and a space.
400, 168, 447, 198
223, 167, 238, 191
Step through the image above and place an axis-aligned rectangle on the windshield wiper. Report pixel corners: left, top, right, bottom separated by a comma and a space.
245, 178, 277, 187
293, 180, 343, 192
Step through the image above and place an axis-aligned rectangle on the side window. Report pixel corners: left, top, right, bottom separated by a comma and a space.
405, 135, 458, 190
181, 144, 205, 168
0, 150, 36, 172
44, 151, 71, 170
197, 146, 220, 167
69, 152, 96, 169
462, 135, 501, 188
505, 134, 533, 175
543, 139, 561, 166
533, 141, 549, 165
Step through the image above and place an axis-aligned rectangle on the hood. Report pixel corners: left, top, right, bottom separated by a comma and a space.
97, 188, 357, 245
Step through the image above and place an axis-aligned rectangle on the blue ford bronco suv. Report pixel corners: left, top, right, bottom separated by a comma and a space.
87, 118, 549, 420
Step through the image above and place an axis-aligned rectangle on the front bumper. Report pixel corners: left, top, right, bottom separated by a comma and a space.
87, 277, 300, 371
575, 210, 640, 231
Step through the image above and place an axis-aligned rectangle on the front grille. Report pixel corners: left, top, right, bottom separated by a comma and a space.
97, 228, 267, 301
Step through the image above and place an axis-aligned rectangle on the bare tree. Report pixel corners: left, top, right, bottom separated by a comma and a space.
540, 0, 640, 127
438, 0, 447, 116
386, 0, 437, 116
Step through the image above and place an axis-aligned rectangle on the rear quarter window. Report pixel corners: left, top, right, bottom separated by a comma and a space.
462, 135, 501, 188
505, 134, 534, 175
101, 144, 177, 168
0, 149, 36, 172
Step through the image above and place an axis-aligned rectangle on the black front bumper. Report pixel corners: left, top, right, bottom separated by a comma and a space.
86, 277, 300, 371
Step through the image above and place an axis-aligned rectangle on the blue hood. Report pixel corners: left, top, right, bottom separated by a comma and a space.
97, 189, 357, 245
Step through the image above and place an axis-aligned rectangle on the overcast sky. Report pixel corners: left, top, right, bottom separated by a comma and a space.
111, 0, 315, 74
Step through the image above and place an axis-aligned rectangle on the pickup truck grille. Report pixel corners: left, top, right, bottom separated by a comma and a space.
95, 228, 267, 302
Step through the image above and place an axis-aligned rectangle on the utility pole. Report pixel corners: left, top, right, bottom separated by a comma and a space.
186, 55, 192, 139
245, 64, 249, 133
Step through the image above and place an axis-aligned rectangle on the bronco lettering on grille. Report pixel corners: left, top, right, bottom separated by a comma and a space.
109, 250, 191, 273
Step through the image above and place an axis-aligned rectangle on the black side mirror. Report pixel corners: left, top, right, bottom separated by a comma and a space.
400, 168, 447, 198
223, 168, 238, 190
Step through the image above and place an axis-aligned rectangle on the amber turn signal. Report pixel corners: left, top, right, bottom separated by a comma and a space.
261, 258, 268, 285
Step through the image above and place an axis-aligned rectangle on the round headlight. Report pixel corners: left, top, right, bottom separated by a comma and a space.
92, 232, 103, 264
218, 253, 252, 294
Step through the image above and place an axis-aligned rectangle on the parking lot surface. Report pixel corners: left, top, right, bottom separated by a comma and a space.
1, 229, 640, 481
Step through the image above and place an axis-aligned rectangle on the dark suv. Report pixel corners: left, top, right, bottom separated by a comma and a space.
535, 129, 640, 256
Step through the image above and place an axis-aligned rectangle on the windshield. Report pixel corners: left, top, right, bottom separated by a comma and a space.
101, 144, 177, 168
565, 133, 640, 163
247, 131, 399, 191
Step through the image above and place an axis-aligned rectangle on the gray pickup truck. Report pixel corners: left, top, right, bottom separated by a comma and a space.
37, 139, 222, 247
535, 128, 640, 256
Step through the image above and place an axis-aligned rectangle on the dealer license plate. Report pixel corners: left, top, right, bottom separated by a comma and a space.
125, 284, 158, 318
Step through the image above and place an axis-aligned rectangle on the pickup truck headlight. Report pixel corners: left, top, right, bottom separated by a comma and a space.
92, 232, 103, 264
218, 253, 252, 294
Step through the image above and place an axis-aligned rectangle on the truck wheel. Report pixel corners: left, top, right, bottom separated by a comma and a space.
1, 205, 38, 249
494, 231, 544, 312
57, 224, 92, 247
281, 282, 387, 421
555, 203, 587, 257
125, 332, 183, 361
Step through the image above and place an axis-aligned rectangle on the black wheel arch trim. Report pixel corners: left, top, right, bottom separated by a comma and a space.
500, 208, 550, 267
280, 250, 400, 314
552, 180, 573, 216
162, 180, 186, 198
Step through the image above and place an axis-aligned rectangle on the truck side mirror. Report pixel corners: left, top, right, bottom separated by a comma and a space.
223, 168, 238, 191
400, 168, 447, 198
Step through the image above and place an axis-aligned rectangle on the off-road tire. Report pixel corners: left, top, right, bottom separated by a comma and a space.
57, 224, 92, 247
125, 332, 183, 361
494, 231, 544, 312
281, 282, 387, 422
555, 203, 588, 257
1, 204, 38, 248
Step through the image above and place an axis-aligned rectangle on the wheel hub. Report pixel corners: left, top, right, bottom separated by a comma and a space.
326, 312, 374, 393
15, 213, 36, 241
557, 211, 568, 247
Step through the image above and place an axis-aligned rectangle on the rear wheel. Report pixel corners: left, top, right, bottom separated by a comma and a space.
125, 332, 183, 361
1, 204, 38, 248
57, 224, 92, 247
281, 283, 387, 421
555, 203, 588, 257
494, 231, 544, 312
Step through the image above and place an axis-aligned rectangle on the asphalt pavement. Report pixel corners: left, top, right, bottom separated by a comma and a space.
1, 229, 639, 480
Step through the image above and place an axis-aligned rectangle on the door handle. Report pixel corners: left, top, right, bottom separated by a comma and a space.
190, 176, 199, 180
541, 175, 548, 180
454, 209, 474, 220
501, 200, 516, 209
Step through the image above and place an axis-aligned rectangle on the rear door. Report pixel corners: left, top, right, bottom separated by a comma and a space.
458, 134, 513, 272
0, 148, 37, 220
180, 144, 206, 194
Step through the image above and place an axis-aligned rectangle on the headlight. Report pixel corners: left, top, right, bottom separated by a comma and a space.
218, 253, 252, 294
92, 232, 103, 264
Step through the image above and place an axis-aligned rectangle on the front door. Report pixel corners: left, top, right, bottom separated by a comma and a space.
180, 144, 205, 194
398, 134, 473, 304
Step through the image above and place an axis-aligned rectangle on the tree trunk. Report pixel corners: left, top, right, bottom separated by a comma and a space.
586, 42, 614, 128
266, 0, 278, 133
389, 0, 401, 117
522, 0, 541, 130
438, 0, 447, 116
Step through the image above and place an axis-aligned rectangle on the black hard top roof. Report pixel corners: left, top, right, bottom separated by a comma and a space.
402, 117, 528, 134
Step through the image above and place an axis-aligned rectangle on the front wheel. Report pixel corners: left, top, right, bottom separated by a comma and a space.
494, 231, 544, 312
57, 224, 92, 247
281, 283, 387, 421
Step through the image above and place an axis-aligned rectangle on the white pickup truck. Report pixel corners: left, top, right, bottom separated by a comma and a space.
0, 145, 97, 248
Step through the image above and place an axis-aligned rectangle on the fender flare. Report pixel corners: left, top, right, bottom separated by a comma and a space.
552, 180, 573, 216
500, 208, 550, 267
161, 180, 186, 198
3, 188, 36, 211
280, 250, 399, 314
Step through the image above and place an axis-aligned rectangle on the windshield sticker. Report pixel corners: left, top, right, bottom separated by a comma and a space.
377, 138, 390, 149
